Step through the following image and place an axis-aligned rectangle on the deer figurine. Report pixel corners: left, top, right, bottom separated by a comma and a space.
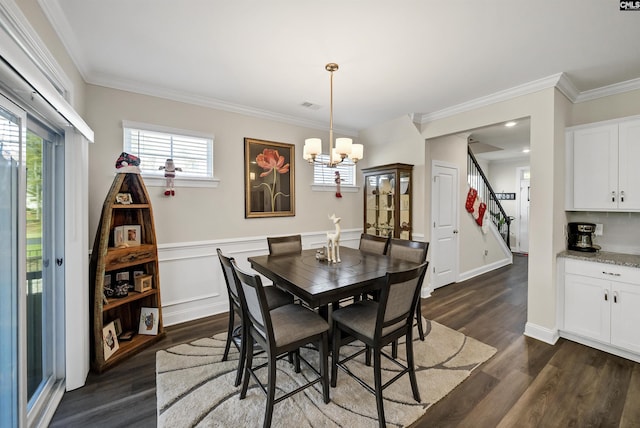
326, 213, 341, 263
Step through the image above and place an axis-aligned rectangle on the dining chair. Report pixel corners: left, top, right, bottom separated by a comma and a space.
267, 234, 302, 256
330, 263, 428, 428
216, 248, 293, 386
232, 259, 330, 428
358, 233, 390, 255
387, 239, 429, 342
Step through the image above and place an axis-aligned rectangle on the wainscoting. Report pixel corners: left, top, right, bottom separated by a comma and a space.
157, 229, 363, 326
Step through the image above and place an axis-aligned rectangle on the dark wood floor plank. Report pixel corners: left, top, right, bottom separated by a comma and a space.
51, 253, 640, 428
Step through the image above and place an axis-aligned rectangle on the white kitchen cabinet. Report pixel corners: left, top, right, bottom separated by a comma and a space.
567, 116, 640, 211
561, 258, 640, 358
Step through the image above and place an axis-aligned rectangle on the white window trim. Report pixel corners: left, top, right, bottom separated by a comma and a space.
311, 184, 360, 193
122, 120, 219, 188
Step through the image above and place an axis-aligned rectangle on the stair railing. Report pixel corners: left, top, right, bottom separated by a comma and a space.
467, 146, 511, 249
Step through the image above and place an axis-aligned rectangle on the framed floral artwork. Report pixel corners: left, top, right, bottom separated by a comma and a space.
244, 138, 295, 218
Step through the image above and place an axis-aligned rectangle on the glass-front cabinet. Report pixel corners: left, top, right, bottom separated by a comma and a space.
362, 163, 413, 239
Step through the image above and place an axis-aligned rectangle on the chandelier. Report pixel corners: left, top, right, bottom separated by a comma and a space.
303, 63, 364, 167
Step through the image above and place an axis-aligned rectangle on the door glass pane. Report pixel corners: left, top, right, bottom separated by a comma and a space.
0, 104, 21, 428
26, 125, 55, 408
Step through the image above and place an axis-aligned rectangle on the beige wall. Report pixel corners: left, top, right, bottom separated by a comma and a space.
85, 85, 362, 244
358, 114, 425, 238
570, 89, 640, 126
421, 88, 563, 337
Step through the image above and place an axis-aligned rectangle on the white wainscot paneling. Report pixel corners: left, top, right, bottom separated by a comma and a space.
158, 229, 361, 326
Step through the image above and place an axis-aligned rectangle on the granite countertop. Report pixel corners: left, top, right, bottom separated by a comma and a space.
558, 250, 640, 268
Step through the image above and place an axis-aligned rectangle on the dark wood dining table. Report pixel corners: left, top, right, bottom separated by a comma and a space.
248, 246, 421, 313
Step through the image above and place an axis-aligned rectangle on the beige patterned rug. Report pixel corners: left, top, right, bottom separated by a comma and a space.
156, 319, 496, 428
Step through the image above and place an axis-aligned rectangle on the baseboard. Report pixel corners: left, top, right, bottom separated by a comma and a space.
458, 256, 513, 282
524, 322, 559, 345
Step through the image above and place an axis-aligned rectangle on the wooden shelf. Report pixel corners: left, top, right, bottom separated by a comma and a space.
89, 173, 164, 373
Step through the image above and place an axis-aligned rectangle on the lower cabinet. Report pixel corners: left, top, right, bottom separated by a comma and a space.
562, 258, 640, 358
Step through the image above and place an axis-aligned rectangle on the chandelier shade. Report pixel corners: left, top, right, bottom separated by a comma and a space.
303, 63, 363, 167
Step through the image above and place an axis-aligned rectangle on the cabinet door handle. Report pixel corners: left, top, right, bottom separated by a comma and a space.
602, 271, 621, 277
614, 291, 618, 304
611, 191, 616, 202
620, 191, 625, 203
604, 290, 608, 301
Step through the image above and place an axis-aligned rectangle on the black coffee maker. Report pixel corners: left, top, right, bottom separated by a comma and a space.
567, 222, 599, 252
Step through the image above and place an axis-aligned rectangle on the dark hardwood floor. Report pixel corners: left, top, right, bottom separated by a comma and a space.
50, 254, 640, 427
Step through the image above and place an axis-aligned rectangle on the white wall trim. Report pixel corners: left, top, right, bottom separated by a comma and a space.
458, 256, 512, 283
157, 228, 362, 327
575, 77, 640, 103
524, 322, 559, 345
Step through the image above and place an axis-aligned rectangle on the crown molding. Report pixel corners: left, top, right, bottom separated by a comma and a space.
417, 73, 565, 124
575, 77, 640, 103
87, 73, 359, 137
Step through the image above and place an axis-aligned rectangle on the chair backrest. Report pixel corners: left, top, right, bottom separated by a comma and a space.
231, 259, 273, 343
267, 234, 302, 256
376, 263, 428, 337
217, 248, 241, 308
359, 233, 390, 255
387, 239, 429, 264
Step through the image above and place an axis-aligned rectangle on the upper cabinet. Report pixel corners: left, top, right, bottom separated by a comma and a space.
566, 116, 640, 211
362, 163, 413, 239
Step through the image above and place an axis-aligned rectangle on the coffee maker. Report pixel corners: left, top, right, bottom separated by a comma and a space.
567, 222, 599, 252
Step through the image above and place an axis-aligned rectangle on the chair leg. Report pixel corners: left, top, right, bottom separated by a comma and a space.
234, 321, 246, 387
294, 349, 301, 373
416, 303, 425, 341
240, 335, 254, 399
320, 332, 330, 403
391, 340, 398, 359
406, 331, 421, 402
365, 345, 371, 366
264, 351, 277, 428
222, 309, 235, 361
373, 348, 386, 428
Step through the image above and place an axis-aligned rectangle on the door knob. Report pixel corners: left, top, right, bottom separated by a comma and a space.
453, 229, 459, 234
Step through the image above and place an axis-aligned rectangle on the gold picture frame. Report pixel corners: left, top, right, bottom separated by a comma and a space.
244, 138, 295, 218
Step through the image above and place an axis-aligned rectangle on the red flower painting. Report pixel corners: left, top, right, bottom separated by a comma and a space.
255, 148, 290, 212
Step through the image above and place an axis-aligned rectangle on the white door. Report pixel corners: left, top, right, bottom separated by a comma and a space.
518, 168, 530, 253
611, 280, 640, 354
431, 162, 458, 288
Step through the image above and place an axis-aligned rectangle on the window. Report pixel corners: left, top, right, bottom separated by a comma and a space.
312, 154, 357, 188
123, 121, 215, 185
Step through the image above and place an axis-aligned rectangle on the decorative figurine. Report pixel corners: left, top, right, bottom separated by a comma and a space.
158, 158, 182, 196
326, 213, 341, 263
335, 171, 343, 198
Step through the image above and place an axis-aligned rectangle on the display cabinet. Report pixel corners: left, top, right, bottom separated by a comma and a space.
362, 163, 413, 239
89, 172, 164, 373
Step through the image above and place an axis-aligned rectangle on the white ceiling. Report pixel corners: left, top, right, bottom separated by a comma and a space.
469, 118, 532, 162
42, 1, 640, 136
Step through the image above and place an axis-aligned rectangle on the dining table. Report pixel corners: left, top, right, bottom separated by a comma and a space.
248, 246, 421, 316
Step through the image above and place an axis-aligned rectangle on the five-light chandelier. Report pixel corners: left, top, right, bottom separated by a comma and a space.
303, 63, 363, 167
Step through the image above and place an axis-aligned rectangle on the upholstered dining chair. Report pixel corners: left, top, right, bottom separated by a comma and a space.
330, 263, 428, 428
216, 248, 293, 386
267, 234, 302, 256
358, 233, 390, 255
232, 259, 330, 428
387, 239, 429, 342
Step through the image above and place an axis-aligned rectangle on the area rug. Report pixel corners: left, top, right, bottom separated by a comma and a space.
156, 318, 496, 428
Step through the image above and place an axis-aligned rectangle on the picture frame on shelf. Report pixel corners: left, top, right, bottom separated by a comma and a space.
115, 192, 133, 204
113, 225, 141, 248
103, 321, 120, 361
134, 274, 153, 292
244, 138, 295, 218
138, 307, 159, 335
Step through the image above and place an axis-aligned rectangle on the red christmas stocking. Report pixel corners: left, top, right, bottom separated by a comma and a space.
465, 188, 477, 213
475, 202, 487, 226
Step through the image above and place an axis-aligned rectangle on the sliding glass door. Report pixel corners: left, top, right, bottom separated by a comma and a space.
0, 93, 65, 427
0, 94, 24, 428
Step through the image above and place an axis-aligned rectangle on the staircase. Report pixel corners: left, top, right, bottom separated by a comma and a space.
467, 146, 512, 249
